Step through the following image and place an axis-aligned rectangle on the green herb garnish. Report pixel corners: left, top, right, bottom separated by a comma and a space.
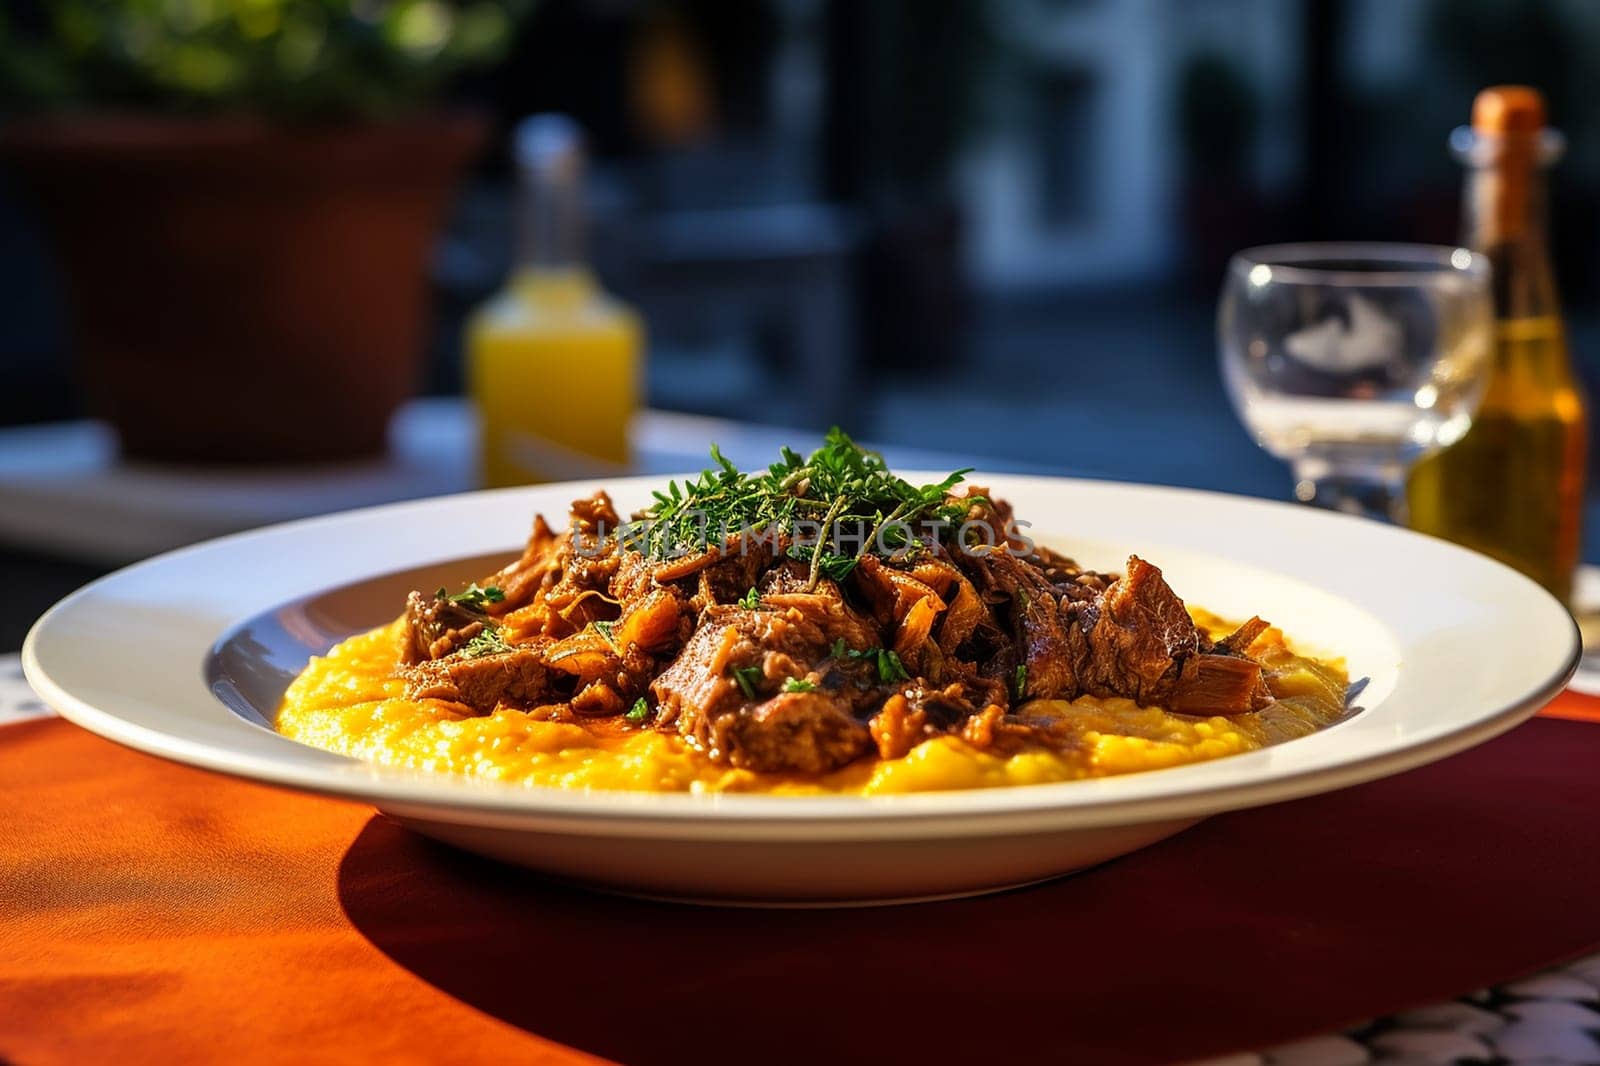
731, 665, 763, 700
439, 583, 505, 611
835, 644, 911, 683
738, 587, 762, 610
877, 649, 911, 683
461, 627, 511, 658
1014, 664, 1028, 700
588, 619, 619, 652
785, 545, 860, 582
782, 677, 817, 693
625, 698, 651, 723
636, 429, 976, 580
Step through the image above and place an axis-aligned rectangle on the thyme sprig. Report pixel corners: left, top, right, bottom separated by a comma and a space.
635, 428, 976, 574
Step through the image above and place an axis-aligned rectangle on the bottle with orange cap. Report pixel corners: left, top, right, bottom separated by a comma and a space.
1407, 86, 1588, 602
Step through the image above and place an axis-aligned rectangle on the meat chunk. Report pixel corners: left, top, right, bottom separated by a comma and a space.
615, 587, 691, 650
488, 515, 565, 612
758, 559, 820, 596
652, 600, 881, 773
757, 592, 881, 653
401, 590, 489, 664
401, 644, 557, 712
1167, 653, 1272, 715
715, 690, 872, 774
569, 490, 620, 532
693, 544, 778, 607
1214, 616, 1271, 656
652, 605, 831, 722
387, 474, 1288, 771
962, 549, 1082, 701
1077, 555, 1200, 705
868, 693, 927, 760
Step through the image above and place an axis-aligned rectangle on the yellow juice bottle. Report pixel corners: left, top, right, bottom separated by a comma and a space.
468, 115, 643, 487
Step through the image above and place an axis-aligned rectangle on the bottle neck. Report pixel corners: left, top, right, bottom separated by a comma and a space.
1459, 135, 1560, 320
515, 163, 586, 272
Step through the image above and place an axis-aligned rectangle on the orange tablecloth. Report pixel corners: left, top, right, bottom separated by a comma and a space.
3, 694, 1599, 1066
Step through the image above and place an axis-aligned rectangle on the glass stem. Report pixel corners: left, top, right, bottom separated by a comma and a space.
1291, 457, 1409, 525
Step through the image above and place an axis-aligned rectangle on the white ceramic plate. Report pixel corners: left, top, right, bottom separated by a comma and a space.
1563, 564, 1600, 696
23, 475, 1579, 906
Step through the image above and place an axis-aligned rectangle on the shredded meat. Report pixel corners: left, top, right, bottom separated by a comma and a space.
402, 644, 557, 712
963, 548, 1082, 699
650, 598, 881, 771
1080, 555, 1201, 704
716, 690, 873, 774
389, 487, 1283, 774
401, 590, 489, 665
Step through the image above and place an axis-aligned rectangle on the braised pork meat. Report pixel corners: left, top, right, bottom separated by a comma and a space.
394, 436, 1279, 775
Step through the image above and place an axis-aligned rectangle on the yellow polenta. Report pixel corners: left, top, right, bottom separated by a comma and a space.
275, 609, 1347, 795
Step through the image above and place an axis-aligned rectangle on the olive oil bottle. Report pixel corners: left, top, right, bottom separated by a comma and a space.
1407, 87, 1587, 603
468, 115, 644, 487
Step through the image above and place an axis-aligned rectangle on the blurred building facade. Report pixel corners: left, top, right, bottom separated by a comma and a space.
4, 0, 1600, 431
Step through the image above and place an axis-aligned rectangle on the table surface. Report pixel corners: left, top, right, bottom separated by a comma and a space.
5, 653, 1599, 1065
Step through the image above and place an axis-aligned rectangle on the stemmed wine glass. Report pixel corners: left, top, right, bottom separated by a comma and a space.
1218, 243, 1493, 522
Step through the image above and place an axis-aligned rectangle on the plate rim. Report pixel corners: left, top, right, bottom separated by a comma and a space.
21, 472, 1582, 840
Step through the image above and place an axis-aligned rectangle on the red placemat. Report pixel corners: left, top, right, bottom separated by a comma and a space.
2, 711, 1598, 1066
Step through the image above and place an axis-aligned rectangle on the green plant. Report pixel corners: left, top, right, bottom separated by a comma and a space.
0, 0, 528, 117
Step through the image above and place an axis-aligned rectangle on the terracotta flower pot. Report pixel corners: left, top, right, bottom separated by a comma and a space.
1, 113, 486, 463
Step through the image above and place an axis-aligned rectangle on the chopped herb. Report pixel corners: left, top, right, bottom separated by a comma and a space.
731, 665, 763, 700
877, 649, 911, 683
588, 619, 619, 651
461, 627, 510, 658
782, 677, 817, 693
1014, 663, 1028, 700
832, 643, 910, 684
439, 583, 505, 610
785, 544, 860, 582
738, 587, 762, 610
625, 698, 651, 723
